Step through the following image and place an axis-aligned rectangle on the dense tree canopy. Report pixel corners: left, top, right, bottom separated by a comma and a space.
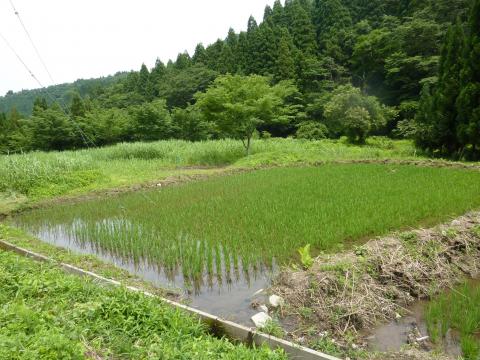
415, 0, 480, 159
0, 0, 474, 156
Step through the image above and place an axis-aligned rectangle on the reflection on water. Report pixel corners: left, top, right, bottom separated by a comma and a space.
367, 301, 464, 358
15, 219, 277, 325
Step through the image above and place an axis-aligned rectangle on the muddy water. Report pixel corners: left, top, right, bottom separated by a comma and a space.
366, 302, 431, 352
15, 223, 276, 326
367, 299, 467, 358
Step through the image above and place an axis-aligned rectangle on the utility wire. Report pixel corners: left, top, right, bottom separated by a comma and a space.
8, 0, 55, 84
0, 31, 42, 88
0, 31, 96, 148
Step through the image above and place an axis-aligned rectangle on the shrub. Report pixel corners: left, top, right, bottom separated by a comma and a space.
344, 107, 371, 144
296, 122, 329, 140
323, 85, 390, 142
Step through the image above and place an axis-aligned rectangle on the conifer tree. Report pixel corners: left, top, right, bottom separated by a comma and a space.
432, 23, 464, 154
220, 28, 239, 73
192, 44, 208, 64
271, 0, 286, 27
70, 93, 86, 118
255, 23, 278, 75
275, 28, 297, 81
136, 64, 150, 97
286, 1, 318, 55
175, 52, 192, 70
313, 0, 352, 48
32, 97, 48, 116
225, 28, 238, 49
246, 17, 263, 74
205, 40, 225, 71
247, 15, 258, 33
263, 5, 273, 24
456, 0, 480, 155
150, 59, 166, 97
219, 45, 236, 74
236, 32, 250, 74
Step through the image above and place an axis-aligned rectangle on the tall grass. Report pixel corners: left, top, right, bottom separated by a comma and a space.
15, 164, 480, 287
0, 250, 284, 359
0, 151, 94, 195
425, 282, 480, 360
0, 137, 420, 197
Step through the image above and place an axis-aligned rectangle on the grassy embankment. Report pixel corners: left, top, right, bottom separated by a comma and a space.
426, 281, 480, 360
0, 137, 418, 215
0, 250, 285, 359
14, 164, 480, 284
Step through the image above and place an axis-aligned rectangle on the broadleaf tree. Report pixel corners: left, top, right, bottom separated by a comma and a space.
195, 74, 298, 154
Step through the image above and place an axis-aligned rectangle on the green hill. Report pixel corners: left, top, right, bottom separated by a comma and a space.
0, 72, 127, 116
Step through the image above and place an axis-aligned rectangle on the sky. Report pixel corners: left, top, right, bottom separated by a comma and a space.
0, 0, 275, 96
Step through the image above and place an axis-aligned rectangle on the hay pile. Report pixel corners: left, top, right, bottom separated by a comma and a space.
271, 212, 480, 349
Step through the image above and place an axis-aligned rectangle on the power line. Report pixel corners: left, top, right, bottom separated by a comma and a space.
8, 0, 55, 84
0, 31, 96, 148
0, 31, 43, 88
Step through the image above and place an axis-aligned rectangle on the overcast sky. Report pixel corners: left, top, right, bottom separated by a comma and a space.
0, 0, 275, 96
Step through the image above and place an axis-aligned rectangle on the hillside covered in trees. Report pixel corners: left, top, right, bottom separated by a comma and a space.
0, 0, 478, 158
0, 73, 127, 116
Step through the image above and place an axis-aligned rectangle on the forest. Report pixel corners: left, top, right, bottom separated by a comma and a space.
0, 0, 478, 159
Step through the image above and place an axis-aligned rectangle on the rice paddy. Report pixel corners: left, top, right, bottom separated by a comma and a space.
425, 282, 480, 360
14, 164, 480, 291
0, 137, 418, 204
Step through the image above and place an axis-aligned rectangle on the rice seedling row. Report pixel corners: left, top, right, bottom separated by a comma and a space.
425, 281, 480, 360
15, 164, 480, 291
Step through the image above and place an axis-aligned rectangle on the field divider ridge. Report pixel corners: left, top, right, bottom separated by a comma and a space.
0, 238, 341, 360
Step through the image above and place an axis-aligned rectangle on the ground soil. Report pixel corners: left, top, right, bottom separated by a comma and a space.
270, 212, 480, 359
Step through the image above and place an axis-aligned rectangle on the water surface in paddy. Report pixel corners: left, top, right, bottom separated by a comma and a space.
367, 280, 480, 358
13, 165, 480, 324
13, 219, 277, 325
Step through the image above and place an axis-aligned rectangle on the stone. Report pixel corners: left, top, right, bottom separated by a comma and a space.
251, 312, 271, 328
269, 294, 284, 308
259, 305, 269, 313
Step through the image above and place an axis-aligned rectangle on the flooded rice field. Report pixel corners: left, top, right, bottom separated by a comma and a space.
11, 165, 480, 328
11, 219, 277, 324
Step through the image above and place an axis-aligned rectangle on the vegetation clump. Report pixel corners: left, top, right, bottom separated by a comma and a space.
0, 250, 285, 359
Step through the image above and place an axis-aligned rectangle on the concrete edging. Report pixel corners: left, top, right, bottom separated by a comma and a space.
0, 239, 341, 360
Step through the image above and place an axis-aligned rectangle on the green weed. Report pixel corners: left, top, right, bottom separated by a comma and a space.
298, 307, 314, 319
261, 319, 285, 338
298, 244, 314, 270
0, 250, 284, 359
